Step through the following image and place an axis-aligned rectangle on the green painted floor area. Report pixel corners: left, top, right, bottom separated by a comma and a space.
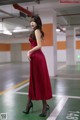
56, 98, 80, 120
18, 78, 80, 96
0, 78, 79, 120
18, 85, 29, 92
52, 79, 80, 96
0, 93, 61, 120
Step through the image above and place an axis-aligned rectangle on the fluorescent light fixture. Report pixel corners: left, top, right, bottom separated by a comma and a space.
13, 28, 30, 33
62, 27, 66, 31
56, 28, 60, 32
0, 22, 12, 35
3, 30, 12, 35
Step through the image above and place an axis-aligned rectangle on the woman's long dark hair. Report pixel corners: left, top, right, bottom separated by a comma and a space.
30, 15, 44, 39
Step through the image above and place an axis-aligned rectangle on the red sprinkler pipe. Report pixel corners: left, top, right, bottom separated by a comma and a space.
13, 4, 33, 17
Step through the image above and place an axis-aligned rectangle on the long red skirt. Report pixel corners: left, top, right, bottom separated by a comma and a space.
28, 49, 52, 100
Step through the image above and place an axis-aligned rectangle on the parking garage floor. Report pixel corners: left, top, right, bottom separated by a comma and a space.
0, 62, 80, 120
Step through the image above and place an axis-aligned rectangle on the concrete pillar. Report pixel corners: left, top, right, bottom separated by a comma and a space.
52, 11, 57, 76
66, 26, 76, 65
11, 43, 22, 62
39, 9, 57, 76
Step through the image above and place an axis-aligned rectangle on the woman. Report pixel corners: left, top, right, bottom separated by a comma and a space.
23, 15, 52, 117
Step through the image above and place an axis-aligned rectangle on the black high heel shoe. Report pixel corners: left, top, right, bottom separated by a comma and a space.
39, 104, 50, 117
22, 101, 33, 114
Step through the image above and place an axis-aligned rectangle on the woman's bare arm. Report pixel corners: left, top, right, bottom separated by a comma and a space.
27, 29, 43, 61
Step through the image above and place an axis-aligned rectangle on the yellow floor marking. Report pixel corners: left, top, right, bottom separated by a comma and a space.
0, 79, 29, 95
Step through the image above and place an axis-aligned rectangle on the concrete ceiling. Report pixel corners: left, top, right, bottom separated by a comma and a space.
0, 0, 80, 42
0, 0, 33, 5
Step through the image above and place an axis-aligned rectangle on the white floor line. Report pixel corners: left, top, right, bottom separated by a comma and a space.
58, 65, 66, 70
47, 96, 68, 120
54, 77, 80, 80
15, 91, 29, 95
52, 94, 80, 99
14, 82, 29, 92
14, 92, 80, 99
63, 95, 80, 99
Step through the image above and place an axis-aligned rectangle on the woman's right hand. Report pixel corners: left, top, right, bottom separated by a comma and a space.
27, 51, 31, 61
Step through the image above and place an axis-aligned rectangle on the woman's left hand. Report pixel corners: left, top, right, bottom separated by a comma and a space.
27, 51, 31, 61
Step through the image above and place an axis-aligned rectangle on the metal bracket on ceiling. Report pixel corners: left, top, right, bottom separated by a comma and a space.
35, 0, 40, 4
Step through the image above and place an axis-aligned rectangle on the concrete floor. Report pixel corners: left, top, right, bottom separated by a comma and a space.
0, 62, 80, 120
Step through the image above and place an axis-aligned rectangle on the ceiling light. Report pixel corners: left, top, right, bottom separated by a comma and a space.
56, 28, 60, 32
3, 30, 12, 35
13, 28, 31, 33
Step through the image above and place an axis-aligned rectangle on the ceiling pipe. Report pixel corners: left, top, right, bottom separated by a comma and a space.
0, 0, 34, 6
13, 4, 33, 17
57, 13, 80, 17
0, 9, 14, 17
0, 9, 27, 21
35, 0, 40, 4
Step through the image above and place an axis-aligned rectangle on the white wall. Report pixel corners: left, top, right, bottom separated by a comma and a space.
0, 52, 11, 63
22, 51, 28, 62
11, 43, 22, 62
57, 50, 66, 62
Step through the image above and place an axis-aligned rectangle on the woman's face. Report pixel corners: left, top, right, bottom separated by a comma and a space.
30, 20, 37, 29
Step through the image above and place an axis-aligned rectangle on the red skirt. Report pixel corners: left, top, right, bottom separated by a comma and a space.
28, 49, 52, 100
